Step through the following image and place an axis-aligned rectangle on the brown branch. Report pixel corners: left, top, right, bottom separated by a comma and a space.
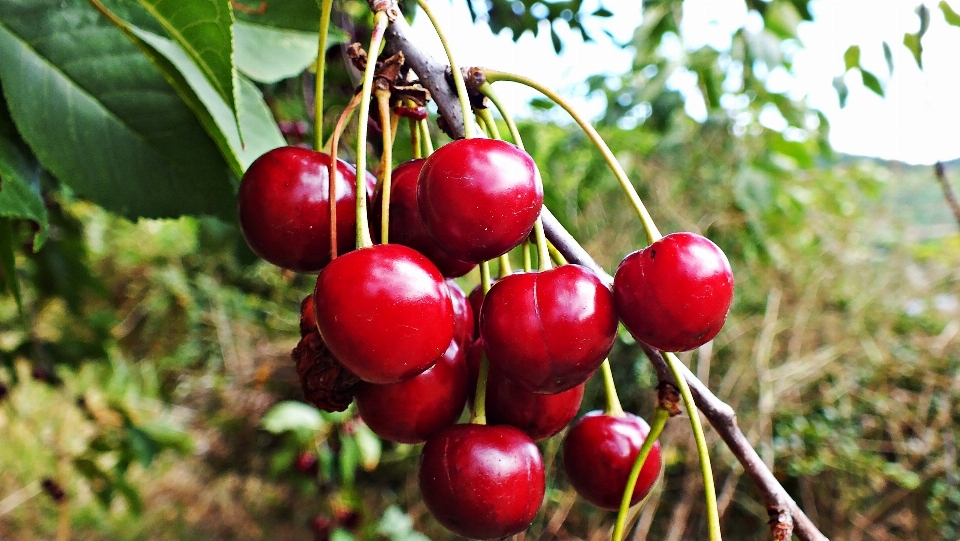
934, 161, 960, 231
379, 8, 828, 541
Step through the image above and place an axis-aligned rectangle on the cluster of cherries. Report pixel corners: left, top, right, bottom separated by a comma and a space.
238, 132, 734, 538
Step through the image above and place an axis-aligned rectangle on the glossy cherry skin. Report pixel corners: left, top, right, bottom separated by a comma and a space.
372, 159, 475, 277
614, 232, 734, 352
238, 146, 375, 273
418, 139, 543, 263
313, 244, 454, 384
562, 411, 662, 510
468, 280, 495, 340
355, 339, 468, 444
446, 280, 474, 350
480, 265, 618, 394
419, 424, 545, 539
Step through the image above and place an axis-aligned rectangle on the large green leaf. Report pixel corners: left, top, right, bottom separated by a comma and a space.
0, 217, 22, 316
0, 0, 237, 220
941, 0, 960, 27
234, 21, 347, 84
233, 0, 323, 32
0, 95, 47, 249
133, 0, 240, 136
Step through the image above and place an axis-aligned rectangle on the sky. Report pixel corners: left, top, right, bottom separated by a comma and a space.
410, 0, 960, 165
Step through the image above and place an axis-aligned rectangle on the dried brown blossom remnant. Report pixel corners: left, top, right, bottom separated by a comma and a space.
292, 332, 359, 412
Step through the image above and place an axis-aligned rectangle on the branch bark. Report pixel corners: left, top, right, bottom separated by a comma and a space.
934, 161, 960, 231
379, 9, 829, 541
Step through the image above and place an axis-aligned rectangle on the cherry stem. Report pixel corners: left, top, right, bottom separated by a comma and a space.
547, 241, 567, 266
354, 10, 389, 250
390, 108, 400, 149
375, 89, 394, 244
612, 407, 669, 541
471, 260, 494, 425
314, 0, 333, 149
328, 91, 363, 261
478, 82, 523, 150
664, 351, 722, 541
482, 69, 662, 245
498, 253, 512, 278
533, 218, 551, 272
522, 240, 532, 272
409, 117, 421, 159
600, 359, 624, 417
419, 117, 434, 155
477, 107, 502, 140
415, 0, 475, 139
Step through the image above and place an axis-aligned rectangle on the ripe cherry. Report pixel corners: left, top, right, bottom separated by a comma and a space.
419, 424, 545, 539
355, 339, 468, 444
293, 451, 319, 476
372, 159, 475, 277
299, 294, 317, 337
418, 139, 543, 263
237, 146, 375, 273
465, 338, 583, 441
562, 411, 662, 510
468, 280, 495, 340
480, 264, 618, 394
446, 280, 474, 349
313, 244, 454, 384
614, 232, 734, 352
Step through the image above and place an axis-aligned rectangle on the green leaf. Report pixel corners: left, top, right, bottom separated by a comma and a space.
261, 401, 327, 434
138, 421, 193, 454
882, 41, 894, 74
0, 217, 22, 317
592, 7, 613, 17
234, 21, 345, 84
353, 422, 381, 471
860, 69, 884, 97
133, 0, 240, 137
0, 97, 47, 250
903, 32, 923, 69
916, 3, 930, 36
764, 1, 802, 40
843, 45, 861, 71
233, 0, 322, 32
126, 424, 162, 468
940, 0, 960, 27
832, 75, 849, 108
0, 0, 237, 221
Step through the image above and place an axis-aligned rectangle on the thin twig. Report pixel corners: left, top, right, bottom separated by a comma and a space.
934, 161, 960, 230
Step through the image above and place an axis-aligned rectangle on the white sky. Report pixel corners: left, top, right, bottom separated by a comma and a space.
411, 0, 960, 165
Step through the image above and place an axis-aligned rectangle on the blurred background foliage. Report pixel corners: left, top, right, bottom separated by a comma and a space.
1, 0, 959, 540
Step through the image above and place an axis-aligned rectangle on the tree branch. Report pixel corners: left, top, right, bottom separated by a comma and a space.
934, 161, 960, 231
380, 10, 828, 541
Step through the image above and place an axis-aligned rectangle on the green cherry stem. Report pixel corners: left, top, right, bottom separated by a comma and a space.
478, 82, 523, 150
327, 91, 363, 261
410, 117, 422, 159
472, 260, 494, 425
482, 69, 662, 245
665, 351, 722, 541
419, 117, 435, 155
375, 89, 394, 244
533, 218, 551, 272
354, 10, 389, 250
314, 0, 333, 149
547, 241, 568, 266
416, 0, 475, 139
522, 240, 532, 272
498, 253, 512, 278
477, 107, 502, 140
612, 407, 669, 541
600, 359, 624, 417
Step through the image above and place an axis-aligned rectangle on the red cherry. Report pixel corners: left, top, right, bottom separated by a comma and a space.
293, 451, 319, 475
237, 146, 375, 273
562, 411, 662, 510
446, 280, 474, 349
614, 232, 734, 352
419, 424, 545, 539
464, 338, 582, 441
299, 294, 317, 337
355, 339, 468, 444
372, 159, 477, 278
313, 244, 454, 384
418, 139, 543, 263
480, 264, 618, 394
468, 281, 493, 340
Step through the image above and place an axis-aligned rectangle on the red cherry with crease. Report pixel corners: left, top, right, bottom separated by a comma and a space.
562, 411, 662, 510
237, 146, 375, 273
446, 280, 474, 349
465, 338, 584, 441
418, 138, 543, 263
614, 232, 734, 352
480, 264, 618, 394
372, 159, 475, 277
355, 338, 468, 444
419, 423, 545, 539
313, 244, 454, 384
